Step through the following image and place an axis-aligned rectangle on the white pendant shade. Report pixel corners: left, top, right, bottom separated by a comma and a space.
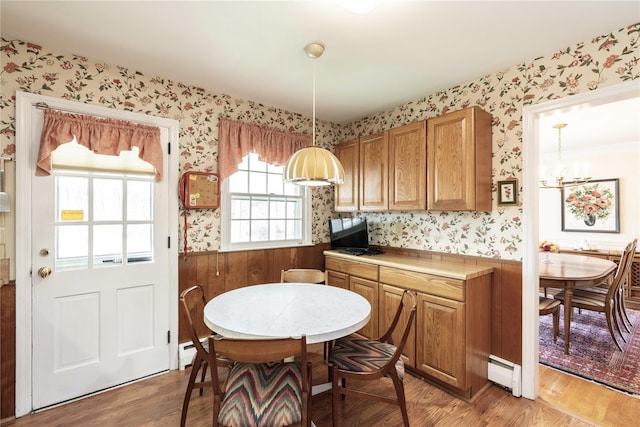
283, 146, 345, 186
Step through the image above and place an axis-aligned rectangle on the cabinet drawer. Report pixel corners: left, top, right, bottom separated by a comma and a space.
325, 257, 378, 281
327, 270, 349, 289
379, 266, 465, 301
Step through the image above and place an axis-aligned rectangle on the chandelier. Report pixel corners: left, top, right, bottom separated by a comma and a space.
539, 123, 591, 189
283, 43, 345, 186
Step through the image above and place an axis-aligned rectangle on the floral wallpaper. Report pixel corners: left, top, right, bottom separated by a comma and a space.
1, 23, 638, 261
0, 38, 342, 253
344, 23, 639, 259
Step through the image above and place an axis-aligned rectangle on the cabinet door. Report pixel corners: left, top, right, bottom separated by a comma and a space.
427, 107, 492, 211
415, 292, 466, 389
359, 131, 388, 211
327, 270, 349, 290
334, 138, 359, 211
379, 284, 415, 368
389, 121, 426, 211
350, 276, 379, 339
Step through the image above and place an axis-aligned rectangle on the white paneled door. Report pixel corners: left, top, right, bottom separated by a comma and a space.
25, 97, 174, 410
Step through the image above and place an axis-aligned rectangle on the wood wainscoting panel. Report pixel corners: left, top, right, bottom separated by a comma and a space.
1, 283, 16, 418
499, 262, 523, 364
177, 244, 329, 343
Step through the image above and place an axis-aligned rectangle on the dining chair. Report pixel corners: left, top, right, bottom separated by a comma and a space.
612, 239, 637, 331
179, 285, 234, 427
213, 335, 312, 427
281, 268, 329, 360
554, 240, 636, 351
328, 289, 417, 427
588, 239, 637, 333
281, 268, 327, 284
539, 296, 561, 343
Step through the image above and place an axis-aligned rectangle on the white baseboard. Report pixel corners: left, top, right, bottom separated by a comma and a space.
178, 341, 197, 370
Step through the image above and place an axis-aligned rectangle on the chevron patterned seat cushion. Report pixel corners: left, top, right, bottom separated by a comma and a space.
329, 337, 404, 380
218, 361, 303, 427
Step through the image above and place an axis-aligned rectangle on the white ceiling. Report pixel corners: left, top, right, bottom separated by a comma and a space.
2, 0, 639, 126
538, 96, 640, 155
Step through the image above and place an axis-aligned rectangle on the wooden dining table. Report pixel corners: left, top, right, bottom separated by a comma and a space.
539, 252, 617, 354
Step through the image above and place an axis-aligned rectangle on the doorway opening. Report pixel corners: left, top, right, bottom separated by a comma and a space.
521, 79, 640, 399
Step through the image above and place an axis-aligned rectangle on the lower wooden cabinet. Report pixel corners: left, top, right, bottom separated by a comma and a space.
350, 276, 379, 339
326, 250, 493, 400
325, 255, 379, 339
379, 284, 416, 368
415, 292, 465, 389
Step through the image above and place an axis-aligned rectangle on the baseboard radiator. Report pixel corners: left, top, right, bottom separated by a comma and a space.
488, 354, 522, 397
178, 341, 197, 370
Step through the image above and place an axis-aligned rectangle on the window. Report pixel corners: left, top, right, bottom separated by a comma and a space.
220, 153, 311, 251
54, 170, 154, 271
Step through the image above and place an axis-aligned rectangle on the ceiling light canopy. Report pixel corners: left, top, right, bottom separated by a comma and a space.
283, 43, 345, 186
539, 123, 591, 189
335, 0, 382, 14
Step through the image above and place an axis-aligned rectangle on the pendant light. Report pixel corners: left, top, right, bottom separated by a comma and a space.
539, 123, 591, 189
283, 43, 345, 186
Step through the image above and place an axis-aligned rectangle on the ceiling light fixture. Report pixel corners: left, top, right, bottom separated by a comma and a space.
335, 0, 382, 14
539, 123, 591, 189
283, 43, 345, 186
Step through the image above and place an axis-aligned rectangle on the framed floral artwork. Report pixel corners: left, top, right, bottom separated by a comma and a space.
561, 178, 619, 233
497, 180, 518, 206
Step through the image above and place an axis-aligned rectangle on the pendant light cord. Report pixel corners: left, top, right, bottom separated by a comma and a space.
557, 125, 562, 162
312, 56, 316, 146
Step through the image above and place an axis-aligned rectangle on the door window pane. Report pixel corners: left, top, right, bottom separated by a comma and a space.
93, 178, 123, 221
55, 225, 88, 271
127, 224, 153, 263
93, 224, 123, 267
56, 176, 88, 222
127, 180, 153, 221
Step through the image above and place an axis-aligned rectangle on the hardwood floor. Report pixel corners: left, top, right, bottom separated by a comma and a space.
2, 344, 638, 426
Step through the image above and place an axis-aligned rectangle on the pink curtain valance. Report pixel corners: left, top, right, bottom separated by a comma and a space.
37, 109, 163, 182
218, 118, 312, 181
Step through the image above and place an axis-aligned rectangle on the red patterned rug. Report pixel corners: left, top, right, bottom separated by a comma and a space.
539, 306, 640, 395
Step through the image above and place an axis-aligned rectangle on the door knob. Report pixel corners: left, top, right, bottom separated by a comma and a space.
38, 266, 52, 278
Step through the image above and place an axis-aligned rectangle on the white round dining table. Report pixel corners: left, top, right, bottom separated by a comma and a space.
203, 283, 371, 345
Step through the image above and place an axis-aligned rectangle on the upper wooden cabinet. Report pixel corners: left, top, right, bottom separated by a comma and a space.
389, 121, 427, 210
427, 106, 492, 211
359, 131, 389, 212
335, 121, 427, 212
334, 138, 359, 211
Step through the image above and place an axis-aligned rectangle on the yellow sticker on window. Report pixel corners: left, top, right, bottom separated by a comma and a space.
61, 210, 84, 221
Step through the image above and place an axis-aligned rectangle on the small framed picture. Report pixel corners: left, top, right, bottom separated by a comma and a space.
497, 180, 518, 206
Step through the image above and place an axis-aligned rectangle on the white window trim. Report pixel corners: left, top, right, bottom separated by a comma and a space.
219, 178, 313, 253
